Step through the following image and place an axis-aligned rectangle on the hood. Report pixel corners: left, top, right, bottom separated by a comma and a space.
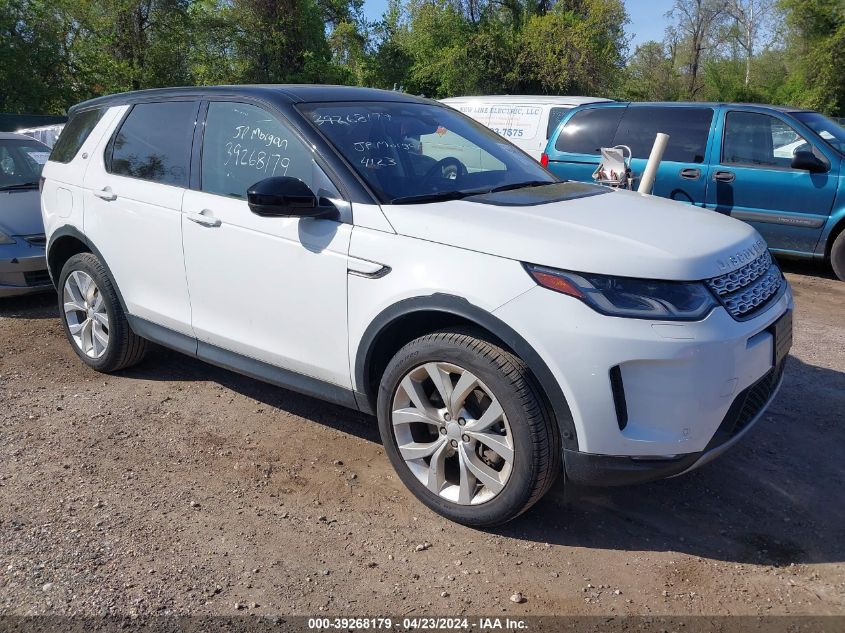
0, 189, 44, 237
381, 186, 765, 281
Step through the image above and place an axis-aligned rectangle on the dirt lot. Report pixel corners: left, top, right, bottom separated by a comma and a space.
0, 261, 843, 618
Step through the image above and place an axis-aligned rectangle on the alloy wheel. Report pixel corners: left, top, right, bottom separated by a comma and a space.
391, 362, 514, 505
63, 270, 110, 359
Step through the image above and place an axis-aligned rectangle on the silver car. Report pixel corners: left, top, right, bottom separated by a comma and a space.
0, 132, 52, 297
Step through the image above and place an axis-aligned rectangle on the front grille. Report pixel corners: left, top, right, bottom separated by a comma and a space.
707, 359, 786, 450
23, 269, 51, 286
706, 251, 784, 320
22, 234, 46, 247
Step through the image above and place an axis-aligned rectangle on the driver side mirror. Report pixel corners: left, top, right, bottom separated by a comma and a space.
247, 177, 333, 218
791, 150, 828, 174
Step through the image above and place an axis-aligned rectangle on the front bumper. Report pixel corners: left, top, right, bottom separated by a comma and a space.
564, 360, 785, 485
0, 242, 53, 298
492, 281, 793, 477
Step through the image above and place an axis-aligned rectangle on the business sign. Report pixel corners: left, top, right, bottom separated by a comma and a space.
455, 103, 543, 140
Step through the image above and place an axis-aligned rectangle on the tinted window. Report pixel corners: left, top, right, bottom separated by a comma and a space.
546, 107, 571, 140
201, 102, 318, 199
50, 109, 104, 164
722, 111, 809, 168
792, 111, 845, 154
554, 108, 624, 154
0, 139, 50, 188
612, 106, 713, 163
109, 101, 197, 186
300, 102, 554, 204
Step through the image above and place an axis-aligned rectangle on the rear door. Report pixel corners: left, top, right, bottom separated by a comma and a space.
610, 105, 714, 205
705, 109, 837, 253
82, 100, 199, 335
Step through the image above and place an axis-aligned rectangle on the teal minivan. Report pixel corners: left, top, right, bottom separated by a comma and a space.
542, 102, 845, 280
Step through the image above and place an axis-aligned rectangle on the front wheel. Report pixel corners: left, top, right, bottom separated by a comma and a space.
377, 329, 560, 526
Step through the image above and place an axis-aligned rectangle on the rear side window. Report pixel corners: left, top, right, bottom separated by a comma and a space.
108, 101, 198, 187
612, 107, 713, 163
554, 108, 624, 154
546, 107, 570, 140
49, 108, 104, 164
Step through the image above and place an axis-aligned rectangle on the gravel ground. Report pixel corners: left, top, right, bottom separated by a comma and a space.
0, 260, 843, 617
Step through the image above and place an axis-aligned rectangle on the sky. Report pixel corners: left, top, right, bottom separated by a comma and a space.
361, 0, 675, 51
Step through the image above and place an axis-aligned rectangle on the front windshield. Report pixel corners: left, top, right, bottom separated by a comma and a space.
299, 101, 556, 204
0, 138, 49, 190
794, 112, 845, 155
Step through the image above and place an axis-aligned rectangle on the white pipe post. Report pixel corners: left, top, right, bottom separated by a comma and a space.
638, 132, 670, 196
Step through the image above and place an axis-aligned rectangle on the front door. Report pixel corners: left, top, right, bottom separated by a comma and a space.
181, 100, 352, 387
706, 110, 837, 254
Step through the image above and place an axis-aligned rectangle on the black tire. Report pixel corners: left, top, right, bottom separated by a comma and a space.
831, 230, 845, 282
377, 328, 560, 526
58, 252, 148, 372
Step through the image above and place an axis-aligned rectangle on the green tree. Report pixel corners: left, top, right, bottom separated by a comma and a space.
0, 0, 71, 113
517, 0, 628, 96
778, 0, 845, 115
622, 41, 683, 101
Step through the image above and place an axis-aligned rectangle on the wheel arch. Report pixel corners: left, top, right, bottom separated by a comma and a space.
823, 212, 845, 261
354, 294, 580, 450
47, 226, 128, 313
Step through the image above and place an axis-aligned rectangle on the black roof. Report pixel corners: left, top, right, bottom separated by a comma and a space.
586, 100, 811, 114
69, 84, 433, 115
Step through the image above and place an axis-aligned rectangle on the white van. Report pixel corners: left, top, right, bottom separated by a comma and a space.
440, 95, 611, 160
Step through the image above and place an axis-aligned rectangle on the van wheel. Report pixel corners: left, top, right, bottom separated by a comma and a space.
58, 253, 148, 372
831, 230, 845, 281
377, 329, 560, 526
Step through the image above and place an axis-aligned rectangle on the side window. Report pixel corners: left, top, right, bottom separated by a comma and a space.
612, 107, 713, 163
722, 111, 809, 168
201, 101, 315, 199
554, 108, 624, 154
108, 101, 198, 187
49, 108, 104, 164
546, 107, 570, 140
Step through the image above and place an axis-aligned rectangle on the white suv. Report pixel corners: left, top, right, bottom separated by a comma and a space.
41, 86, 793, 526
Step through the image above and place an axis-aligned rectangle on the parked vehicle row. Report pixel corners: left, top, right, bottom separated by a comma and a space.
38, 86, 792, 525
439, 95, 610, 161
542, 101, 845, 281
0, 132, 52, 297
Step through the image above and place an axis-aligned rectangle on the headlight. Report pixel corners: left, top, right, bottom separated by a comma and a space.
524, 263, 717, 321
0, 231, 15, 245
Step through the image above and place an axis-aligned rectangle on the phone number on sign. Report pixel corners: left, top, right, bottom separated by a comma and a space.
307, 617, 471, 630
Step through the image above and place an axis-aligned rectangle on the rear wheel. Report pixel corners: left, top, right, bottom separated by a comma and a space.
377, 329, 560, 526
58, 253, 147, 372
831, 230, 845, 281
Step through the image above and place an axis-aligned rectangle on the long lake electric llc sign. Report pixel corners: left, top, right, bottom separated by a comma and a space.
457, 104, 543, 140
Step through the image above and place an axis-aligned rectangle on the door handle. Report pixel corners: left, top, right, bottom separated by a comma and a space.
679, 168, 701, 180
714, 171, 736, 183
92, 186, 116, 201
186, 209, 221, 228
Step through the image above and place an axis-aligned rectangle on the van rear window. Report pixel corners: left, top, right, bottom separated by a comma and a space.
612, 107, 713, 163
49, 108, 105, 164
554, 108, 624, 155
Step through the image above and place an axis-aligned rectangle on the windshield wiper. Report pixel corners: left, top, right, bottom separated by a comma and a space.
486, 180, 557, 194
389, 189, 488, 205
0, 181, 39, 191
